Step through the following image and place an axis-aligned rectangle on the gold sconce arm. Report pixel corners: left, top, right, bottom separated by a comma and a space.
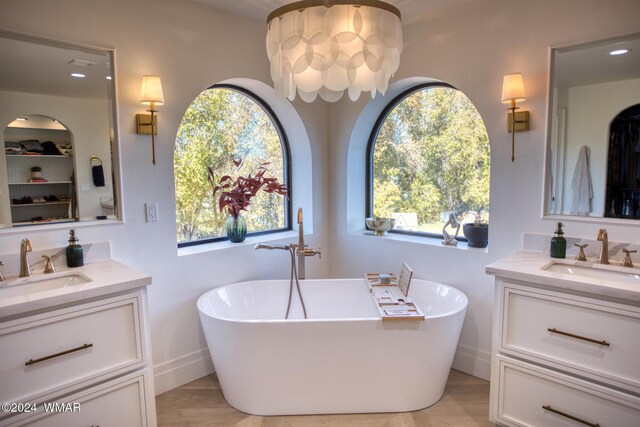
136, 102, 158, 165
507, 99, 530, 162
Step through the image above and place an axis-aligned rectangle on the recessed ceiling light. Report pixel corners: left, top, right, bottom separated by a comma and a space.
70, 73, 86, 78
106, 76, 112, 80
16, 117, 28, 121
609, 49, 630, 56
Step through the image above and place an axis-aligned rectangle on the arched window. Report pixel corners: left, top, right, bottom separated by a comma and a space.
175, 84, 291, 246
367, 83, 490, 239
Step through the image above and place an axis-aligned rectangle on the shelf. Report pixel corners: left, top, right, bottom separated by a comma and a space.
12, 218, 74, 227
11, 201, 70, 208
6, 155, 72, 159
9, 181, 72, 185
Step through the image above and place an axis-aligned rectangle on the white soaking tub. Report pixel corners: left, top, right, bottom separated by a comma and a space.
197, 278, 468, 415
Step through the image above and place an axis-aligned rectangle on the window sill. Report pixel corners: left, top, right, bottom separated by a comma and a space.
350, 229, 489, 253
178, 230, 300, 256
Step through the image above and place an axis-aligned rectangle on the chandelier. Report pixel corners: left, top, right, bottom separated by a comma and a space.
266, 0, 402, 102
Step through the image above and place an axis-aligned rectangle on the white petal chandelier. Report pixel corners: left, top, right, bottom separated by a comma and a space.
266, 0, 402, 103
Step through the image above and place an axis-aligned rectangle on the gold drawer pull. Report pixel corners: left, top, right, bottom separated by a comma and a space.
547, 328, 610, 347
543, 405, 600, 427
25, 343, 93, 366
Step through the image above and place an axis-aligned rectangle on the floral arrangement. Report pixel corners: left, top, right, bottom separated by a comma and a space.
208, 157, 288, 218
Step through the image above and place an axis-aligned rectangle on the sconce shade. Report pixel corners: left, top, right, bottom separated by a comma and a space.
140, 75, 165, 106
501, 73, 526, 103
266, 0, 402, 103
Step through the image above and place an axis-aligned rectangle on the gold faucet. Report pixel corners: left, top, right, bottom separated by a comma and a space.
621, 249, 636, 267
596, 229, 608, 265
19, 238, 32, 277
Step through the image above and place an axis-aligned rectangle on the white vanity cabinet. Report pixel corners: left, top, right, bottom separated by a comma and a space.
489, 277, 640, 427
0, 288, 157, 427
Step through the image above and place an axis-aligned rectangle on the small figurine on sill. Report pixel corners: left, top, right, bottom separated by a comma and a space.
442, 213, 460, 246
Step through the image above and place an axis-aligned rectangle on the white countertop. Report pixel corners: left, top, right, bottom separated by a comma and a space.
486, 250, 640, 304
0, 260, 151, 318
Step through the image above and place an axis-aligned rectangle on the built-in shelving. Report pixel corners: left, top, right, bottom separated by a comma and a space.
4, 124, 76, 225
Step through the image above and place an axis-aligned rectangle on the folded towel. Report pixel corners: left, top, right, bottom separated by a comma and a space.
41, 141, 62, 155
20, 139, 43, 152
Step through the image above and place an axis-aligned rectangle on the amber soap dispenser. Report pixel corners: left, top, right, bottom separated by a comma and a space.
550, 222, 567, 259
66, 229, 84, 268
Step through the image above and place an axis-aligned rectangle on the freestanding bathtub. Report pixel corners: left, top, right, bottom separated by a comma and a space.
197, 278, 468, 415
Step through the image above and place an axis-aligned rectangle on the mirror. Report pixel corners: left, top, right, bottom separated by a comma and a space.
0, 30, 119, 229
545, 33, 640, 220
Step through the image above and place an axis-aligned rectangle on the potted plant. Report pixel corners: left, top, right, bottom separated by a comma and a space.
463, 211, 489, 248
30, 166, 43, 179
208, 158, 287, 243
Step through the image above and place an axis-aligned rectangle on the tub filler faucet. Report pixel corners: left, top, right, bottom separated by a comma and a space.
291, 208, 321, 280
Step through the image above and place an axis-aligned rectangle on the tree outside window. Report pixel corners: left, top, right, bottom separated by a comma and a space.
175, 86, 289, 246
369, 84, 490, 235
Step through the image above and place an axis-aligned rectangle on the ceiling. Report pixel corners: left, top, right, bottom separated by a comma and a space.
0, 33, 112, 100
191, 0, 477, 23
554, 34, 640, 88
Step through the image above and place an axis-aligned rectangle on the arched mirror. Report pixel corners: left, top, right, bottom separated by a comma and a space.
545, 33, 640, 220
0, 30, 119, 229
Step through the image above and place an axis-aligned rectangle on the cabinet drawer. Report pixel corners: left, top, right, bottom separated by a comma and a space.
497, 360, 640, 427
502, 286, 640, 390
6, 373, 147, 427
0, 296, 143, 405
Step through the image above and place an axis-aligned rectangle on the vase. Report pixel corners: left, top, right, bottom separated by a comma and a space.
463, 223, 489, 248
226, 214, 247, 243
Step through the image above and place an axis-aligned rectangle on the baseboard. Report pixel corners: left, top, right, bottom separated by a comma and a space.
452, 343, 491, 381
153, 348, 214, 395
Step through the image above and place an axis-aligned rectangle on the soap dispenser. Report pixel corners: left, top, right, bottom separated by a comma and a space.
66, 229, 84, 268
550, 222, 566, 259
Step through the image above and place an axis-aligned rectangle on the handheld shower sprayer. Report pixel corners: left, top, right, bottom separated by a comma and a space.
254, 243, 289, 251
254, 241, 307, 319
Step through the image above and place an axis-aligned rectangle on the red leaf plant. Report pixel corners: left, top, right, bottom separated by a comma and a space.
208, 157, 288, 218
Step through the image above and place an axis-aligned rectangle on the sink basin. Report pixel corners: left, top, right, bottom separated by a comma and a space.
543, 262, 640, 285
0, 272, 91, 298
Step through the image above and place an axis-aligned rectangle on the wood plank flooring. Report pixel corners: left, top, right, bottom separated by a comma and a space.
156, 369, 494, 426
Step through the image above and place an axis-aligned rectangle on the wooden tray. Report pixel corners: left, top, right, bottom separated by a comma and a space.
364, 272, 424, 321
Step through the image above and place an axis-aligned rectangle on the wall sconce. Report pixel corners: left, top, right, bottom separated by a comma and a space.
136, 75, 164, 165
501, 73, 530, 162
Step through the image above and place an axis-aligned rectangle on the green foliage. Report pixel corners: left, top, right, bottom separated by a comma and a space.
175, 88, 285, 243
373, 86, 490, 231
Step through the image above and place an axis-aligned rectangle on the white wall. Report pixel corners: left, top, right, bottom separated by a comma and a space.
328, 0, 640, 379
0, 0, 329, 393
561, 79, 640, 216
1, 0, 639, 394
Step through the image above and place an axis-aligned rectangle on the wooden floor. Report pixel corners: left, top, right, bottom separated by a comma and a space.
156, 369, 494, 426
